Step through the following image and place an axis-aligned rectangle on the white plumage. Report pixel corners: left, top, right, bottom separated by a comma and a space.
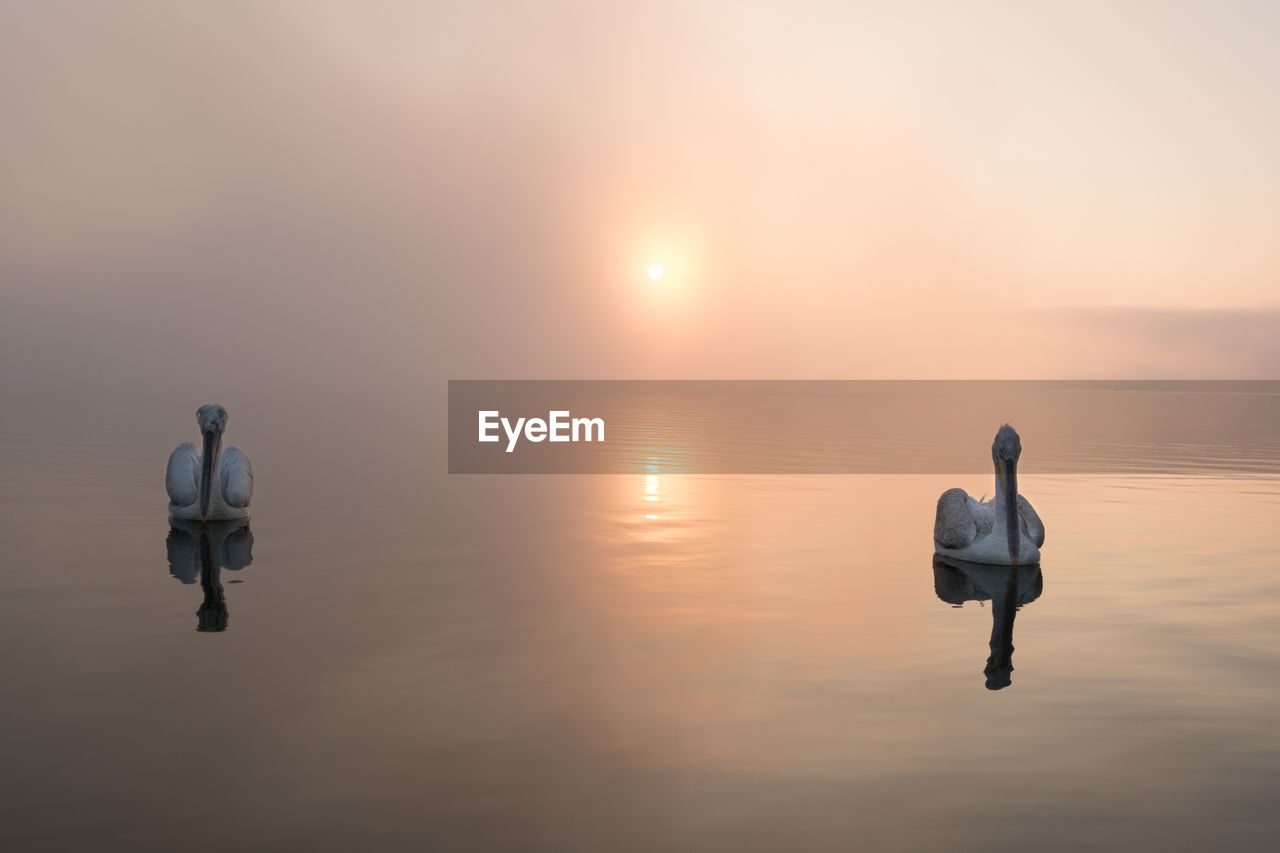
166, 404, 253, 521
934, 424, 1044, 566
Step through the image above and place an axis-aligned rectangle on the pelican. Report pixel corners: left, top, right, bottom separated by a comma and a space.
166, 404, 253, 522
934, 424, 1044, 566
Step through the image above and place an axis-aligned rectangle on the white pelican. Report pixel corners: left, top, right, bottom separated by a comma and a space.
166, 404, 253, 522
934, 424, 1044, 566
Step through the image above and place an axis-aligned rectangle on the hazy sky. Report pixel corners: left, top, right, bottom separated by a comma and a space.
3, 0, 1279, 403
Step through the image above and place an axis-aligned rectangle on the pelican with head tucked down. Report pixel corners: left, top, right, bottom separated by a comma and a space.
934, 424, 1044, 566
166, 404, 253, 522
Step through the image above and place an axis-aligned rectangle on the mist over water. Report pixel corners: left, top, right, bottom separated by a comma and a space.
5, 3, 1280, 401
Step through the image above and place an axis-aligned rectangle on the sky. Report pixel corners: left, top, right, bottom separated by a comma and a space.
2, 0, 1279, 408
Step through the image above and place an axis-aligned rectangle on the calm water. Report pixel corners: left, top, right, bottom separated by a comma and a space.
2, 388, 1279, 851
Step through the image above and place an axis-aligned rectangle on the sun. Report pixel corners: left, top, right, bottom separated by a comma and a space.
647, 264, 664, 280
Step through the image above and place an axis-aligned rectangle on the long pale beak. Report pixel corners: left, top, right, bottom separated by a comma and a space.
1004, 458, 1020, 567
199, 427, 222, 522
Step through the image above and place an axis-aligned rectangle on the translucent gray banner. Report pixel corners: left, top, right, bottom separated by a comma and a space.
447, 381, 1280, 474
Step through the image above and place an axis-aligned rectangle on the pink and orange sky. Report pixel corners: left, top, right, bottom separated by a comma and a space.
2, 1, 1278, 398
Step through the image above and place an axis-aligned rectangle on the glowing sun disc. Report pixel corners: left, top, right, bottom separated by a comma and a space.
647, 264, 664, 280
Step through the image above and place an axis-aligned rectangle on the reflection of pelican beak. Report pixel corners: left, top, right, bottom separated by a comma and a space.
199, 427, 222, 522
1003, 458, 1020, 567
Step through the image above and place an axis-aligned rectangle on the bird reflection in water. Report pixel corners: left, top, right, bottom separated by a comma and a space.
166, 519, 254, 632
933, 554, 1044, 690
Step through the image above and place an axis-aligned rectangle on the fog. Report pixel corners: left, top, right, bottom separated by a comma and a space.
3, 0, 1278, 434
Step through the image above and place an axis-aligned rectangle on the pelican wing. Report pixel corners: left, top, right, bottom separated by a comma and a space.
220, 446, 254, 509
934, 488, 994, 551
165, 442, 200, 507
1017, 494, 1046, 548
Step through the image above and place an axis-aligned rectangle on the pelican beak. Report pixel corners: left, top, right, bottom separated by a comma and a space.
199, 426, 222, 522
1003, 458, 1020, 567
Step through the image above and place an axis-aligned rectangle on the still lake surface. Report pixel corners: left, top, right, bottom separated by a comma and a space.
1, 386, 1278, 851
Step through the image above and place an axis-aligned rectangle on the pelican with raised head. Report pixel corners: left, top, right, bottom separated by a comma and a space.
166, 404, 253, 522
934, 424, 1044, 566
